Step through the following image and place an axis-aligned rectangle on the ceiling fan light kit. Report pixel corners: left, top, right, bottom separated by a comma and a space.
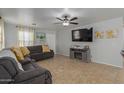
55, 15, 78, 27
63, 21, 69, 26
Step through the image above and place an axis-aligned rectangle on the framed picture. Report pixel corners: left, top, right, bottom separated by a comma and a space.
95, 31, 104, 39
35, 32, 46, 43
106, 29, 119, 38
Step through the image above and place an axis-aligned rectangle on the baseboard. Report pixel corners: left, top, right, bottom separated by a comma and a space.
91, 59, 123, 68
56, 53, 69, 57
56, 53, 123, 68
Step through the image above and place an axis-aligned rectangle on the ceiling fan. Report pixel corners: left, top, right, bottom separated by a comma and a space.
54, 15, 78, 26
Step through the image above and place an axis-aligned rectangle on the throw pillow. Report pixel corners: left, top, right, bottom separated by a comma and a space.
42, 45, 50, 53
20, 47, 30, 56
11, 47, 24, 61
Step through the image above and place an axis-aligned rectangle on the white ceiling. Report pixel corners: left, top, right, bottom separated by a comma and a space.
0, 8, 124, 31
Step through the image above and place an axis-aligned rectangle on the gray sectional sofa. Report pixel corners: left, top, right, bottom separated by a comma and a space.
0, 45, 53, 84
0, 57, 52, 84
27, 45, 54, 61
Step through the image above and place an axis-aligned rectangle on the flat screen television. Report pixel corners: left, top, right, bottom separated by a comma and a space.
72, 28, 93, 42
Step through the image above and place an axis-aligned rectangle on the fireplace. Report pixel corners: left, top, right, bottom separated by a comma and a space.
74, 52, 82, 59
70, 47, 91, 62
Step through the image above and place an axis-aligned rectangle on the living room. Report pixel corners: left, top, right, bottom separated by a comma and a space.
0, 8, 124, 84
2, 0, 124, 92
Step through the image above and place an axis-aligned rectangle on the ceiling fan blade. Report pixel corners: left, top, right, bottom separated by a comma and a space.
70, 22, 78, 25
56, 17, 63, 21
70, 17, 78, 21
54, 22, 62, 24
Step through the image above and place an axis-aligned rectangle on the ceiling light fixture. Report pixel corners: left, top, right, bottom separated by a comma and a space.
62, 21, 69, 26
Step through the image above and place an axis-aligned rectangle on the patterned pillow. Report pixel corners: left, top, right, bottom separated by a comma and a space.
11, 47, 24, 61
42, 45, 50, 53
20, 47, 30, 56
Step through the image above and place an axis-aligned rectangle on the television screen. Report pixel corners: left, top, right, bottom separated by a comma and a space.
72, 28, 93, 42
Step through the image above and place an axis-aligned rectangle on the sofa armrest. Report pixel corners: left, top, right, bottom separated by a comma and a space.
50, 49, 54, 57
14, 68, 51, 83
0, 57, 21, 77
50, 49, 54, 52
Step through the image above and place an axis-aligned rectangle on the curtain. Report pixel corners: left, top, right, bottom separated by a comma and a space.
17, 26, 35, 47
0, 19, 4, 50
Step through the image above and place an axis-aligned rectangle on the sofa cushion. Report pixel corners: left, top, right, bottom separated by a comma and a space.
22, 61, 41, 71
19, 56, 32, 65
42, 51, 54, 58
30, 53, 44, 61
20, 47, 30, 56
27, 45, 42, 54
11, 47, 24, 61
22, 63, 35, 71
29, 50, 54, 61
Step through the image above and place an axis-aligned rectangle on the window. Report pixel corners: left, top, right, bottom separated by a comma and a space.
18, 26, 35, 46
0, 19, 4, 50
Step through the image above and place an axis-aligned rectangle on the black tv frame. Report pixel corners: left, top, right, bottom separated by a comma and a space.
72, 28, 93, 42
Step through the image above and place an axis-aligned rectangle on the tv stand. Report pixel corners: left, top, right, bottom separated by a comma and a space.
70, 47, 91, 62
